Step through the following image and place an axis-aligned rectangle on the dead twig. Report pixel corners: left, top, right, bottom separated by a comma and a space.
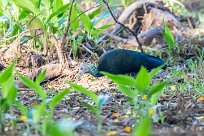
102, 0, 144, 52
62, 0, 75, 45
70, 2, 101, 25
0, 28, 41, 44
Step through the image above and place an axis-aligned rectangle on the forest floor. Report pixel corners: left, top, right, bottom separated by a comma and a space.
1, 0, 204, 136
16, 49, 204, 136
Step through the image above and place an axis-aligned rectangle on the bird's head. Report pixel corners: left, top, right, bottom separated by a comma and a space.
78, 63, 99, 77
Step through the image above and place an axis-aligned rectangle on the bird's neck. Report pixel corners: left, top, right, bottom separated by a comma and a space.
89, 66, 102, 77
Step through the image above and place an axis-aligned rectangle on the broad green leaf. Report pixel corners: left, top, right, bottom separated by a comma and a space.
46, 3, 70, 23
18, 10, 29, 21
148, 81, 168, 98
0, 98, 10, 112
163, 25, 174, 49
97, 24, 112, 31
69, 82, 99, 105
19, 74, 46, 100
49, 88, 70, 110
149, 64, 165, 78
102, 72, 136, 86
81, 13, 92, 33
46, 120, 74, 136
81, 102, 98, 115
70, 4, 80, 31
33, 102, 46, 123
135, 67, 150, 92
53, 0, 63, 11
15, 102, 28, 115
0, 64, 16, 103
27, 15, 44, 30
118, 85, 137, 98
0, 76, 15, 98
36, 70, 46, 85
12, 0, 41, 14
30, 0, 41, 8
88, 7, 102, 19
132, 116, 151, 136
6, 23, 21, 36
6, 85, 17, 104
91, 24, 112, 38
0, 63, 14, 84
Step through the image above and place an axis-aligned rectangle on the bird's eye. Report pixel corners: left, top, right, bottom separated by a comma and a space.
80, 68, 83, 70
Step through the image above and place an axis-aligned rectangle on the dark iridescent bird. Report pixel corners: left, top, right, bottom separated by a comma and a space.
78, 49, 166, 77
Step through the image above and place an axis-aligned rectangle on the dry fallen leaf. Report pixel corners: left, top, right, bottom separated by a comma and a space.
197, 96, 204, 101
112, 113, 121, 117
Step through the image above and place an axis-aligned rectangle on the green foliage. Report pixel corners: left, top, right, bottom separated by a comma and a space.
19, 74, 47, 101
12, 0, 41, 14
163, 23, 175, 49
0, 66, 74, 135
46, 3, 70, 23
35, 69, 46, 85
135, 67, 151, 92
103, 66, 168, 127
0, 64, 16, 133
69, 82, 109, 133
0, 64, 16, 111
102, 66, 167, 97
132, 116, 151, 136
48, 88, 70, 110
69, 82, 99, 105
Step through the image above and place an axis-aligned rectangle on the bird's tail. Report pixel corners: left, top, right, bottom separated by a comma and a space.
146, 55, 167, 70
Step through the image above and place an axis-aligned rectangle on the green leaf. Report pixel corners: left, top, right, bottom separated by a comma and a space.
12, 0, 41, 14
33, 102, 46, 123
88, 7, 102, 19
46, 3, 70, 23
135, 67, 151, 92
0, 64, 17, 103
0, 63, 14, 84
53, 0, 63, 11
19, 74, 46, 100
15, 102, 28, 115
69, 82, 99, 105
118, 85, 137, 98
27, 15, 44, 30
102, 72, 136, 86
81, 13, 92, 33
97, 24, 112, 31
36, 70, 46, 85
163, 25, 174, 49
49, 88, 70, 110
18, 10, 29, 21
0, 98, 10, 112
132, 116, 151, 136
30, 0, 41, 8
6, 85, 17, 104
81, 102, 98, 115
149, 64, 164, 78
70, 4, 80, 31
148, 81, 168, 98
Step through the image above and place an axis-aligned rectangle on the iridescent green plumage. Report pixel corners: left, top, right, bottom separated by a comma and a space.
78, 63, 102, 77
78, 49, 166, 77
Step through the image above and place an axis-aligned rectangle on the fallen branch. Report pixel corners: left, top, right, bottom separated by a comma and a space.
104, 26, 163, 46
